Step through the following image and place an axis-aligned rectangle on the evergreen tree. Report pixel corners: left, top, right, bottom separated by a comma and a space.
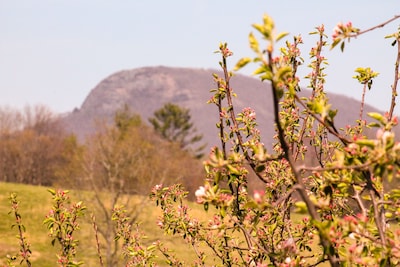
149, 103, 205, 158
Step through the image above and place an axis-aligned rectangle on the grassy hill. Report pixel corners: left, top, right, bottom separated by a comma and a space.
0, 182, 211, 266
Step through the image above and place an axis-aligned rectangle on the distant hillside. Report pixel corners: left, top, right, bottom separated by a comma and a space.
61, 66, 383, 150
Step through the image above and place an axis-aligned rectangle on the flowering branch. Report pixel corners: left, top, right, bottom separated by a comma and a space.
43, 189, 86, 267
153, 13, 400, 267
8, 193, 32, 267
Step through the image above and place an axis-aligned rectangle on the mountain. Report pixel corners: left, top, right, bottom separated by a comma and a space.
61, 66, 383, 150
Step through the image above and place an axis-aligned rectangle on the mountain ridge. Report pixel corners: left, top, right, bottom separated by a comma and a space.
61, 66, 383, 150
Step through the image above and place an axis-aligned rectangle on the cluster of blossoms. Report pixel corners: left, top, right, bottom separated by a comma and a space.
221, 47, 233, 57
332, 21, 359, 41
241, 107, 257, 121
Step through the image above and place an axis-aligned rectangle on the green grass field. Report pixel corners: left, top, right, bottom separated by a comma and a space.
1, 182, 58, 266
0, 182, 211, 266
0, 182, 330, 267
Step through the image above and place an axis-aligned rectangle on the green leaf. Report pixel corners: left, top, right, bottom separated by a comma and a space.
362, 194, 371, 201
227, 164, 240, 175
249, 32, 260, 53
260, 71, 273, 81
244, 201, 258, 209
253, 65, 269, 75
47, 189, 56, 196
234, 57, 252, 71
355, 139, 376, 148
385, 212, 393, 218
328, 109, 337, 120
340, 41, 345, 52
337, 183, 348, 189
252, 14, 274, 40
391, 189, 400, 198
147, 243, 156, 251
368, 112, 387, 125
330, 38, 341, 50
276, 31, 289, 42
220, 206, 226, 217
367, 122, 380, 128
385, 33, 396, 39
294, 201, 308, 214
276, 66, 292, 81
252, 23, 265, 35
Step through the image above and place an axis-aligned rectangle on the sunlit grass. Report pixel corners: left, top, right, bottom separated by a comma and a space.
0, 182, 332, 266
0, 182, 213, 266
0, 182, 58, 267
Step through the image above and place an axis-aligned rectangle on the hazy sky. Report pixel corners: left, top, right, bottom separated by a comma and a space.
1, 1, 399, 114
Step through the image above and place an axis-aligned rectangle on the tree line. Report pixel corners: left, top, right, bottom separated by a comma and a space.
0, 103, 205, 194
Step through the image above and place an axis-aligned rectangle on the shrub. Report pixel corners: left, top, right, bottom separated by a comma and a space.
152, 14, 400, 266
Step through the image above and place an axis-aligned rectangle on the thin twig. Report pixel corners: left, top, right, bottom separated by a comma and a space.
359, 83, 367, 121
91, 213, 105, 267
297, 160, 372, 172
369, 190, 386, 246
351, 185, 367, 218
216, 81, 227, 158
350, 15, 400, 37
388, 37, 400, 120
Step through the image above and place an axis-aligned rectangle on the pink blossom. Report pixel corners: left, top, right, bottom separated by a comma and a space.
222, 48, 233, 57
392, 116, 398, 125
242, 107, 257, 121
253, 190, 264, 204
154, 184, 162, 190
332, 22, 344, 39
376, 128, 384, 139
195, 186, 206, 203
248, 112, 256, 120
382, 131, 393, 143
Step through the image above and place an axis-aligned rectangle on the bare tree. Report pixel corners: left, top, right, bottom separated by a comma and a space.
79, 106, 204, 266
